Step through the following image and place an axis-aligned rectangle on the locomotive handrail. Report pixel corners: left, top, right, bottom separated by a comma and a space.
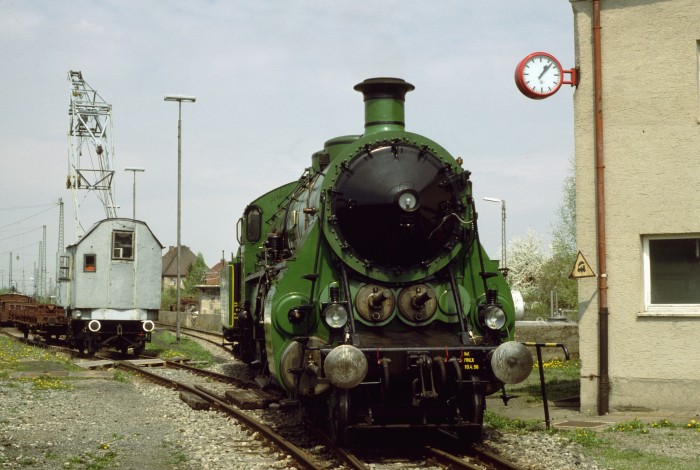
521, 341, 570, 429
448, 266, 472, 345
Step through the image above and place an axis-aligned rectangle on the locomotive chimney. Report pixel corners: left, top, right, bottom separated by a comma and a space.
354, 78, 415, 135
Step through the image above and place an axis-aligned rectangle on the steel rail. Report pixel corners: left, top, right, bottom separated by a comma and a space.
163, 358, 257, 389
115, 361, 324, 470
426, 446, 525, 470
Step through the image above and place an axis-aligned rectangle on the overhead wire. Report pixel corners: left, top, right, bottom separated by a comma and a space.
0, 204, 58, 231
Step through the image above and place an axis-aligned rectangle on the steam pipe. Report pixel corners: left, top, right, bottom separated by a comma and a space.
593, 0, 610, 415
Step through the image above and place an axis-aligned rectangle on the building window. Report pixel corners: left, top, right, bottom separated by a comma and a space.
643, 235, 700, 314
112, 231, 134, 260
84, 254, 96, 272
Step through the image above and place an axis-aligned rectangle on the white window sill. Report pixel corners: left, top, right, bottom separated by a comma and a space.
638, 309, 700, 318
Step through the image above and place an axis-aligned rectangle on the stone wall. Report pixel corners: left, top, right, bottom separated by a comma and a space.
158, 311, 221, 333
514, 321, 579, 362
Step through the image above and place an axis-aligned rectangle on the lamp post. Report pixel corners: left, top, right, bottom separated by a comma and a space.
483, 197, 507, 274
124, 167, 145, 219
164, 94, 196, 342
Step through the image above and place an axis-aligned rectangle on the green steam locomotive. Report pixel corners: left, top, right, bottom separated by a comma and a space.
222, 78, 532, 446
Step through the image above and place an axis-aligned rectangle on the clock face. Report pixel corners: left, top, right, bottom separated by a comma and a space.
515, 52, 563, 99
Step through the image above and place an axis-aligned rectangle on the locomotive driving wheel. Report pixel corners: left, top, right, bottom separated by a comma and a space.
327, 388, 350, 446
457, 375, 485, 443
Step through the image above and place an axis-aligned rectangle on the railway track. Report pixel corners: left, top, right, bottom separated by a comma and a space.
154, 322, 228, 349
138, 325, 528, 470
2, 325, 525, 469
115, 359, 338, 470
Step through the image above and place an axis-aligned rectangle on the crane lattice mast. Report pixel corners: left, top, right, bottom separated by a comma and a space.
67, 71, 117, 237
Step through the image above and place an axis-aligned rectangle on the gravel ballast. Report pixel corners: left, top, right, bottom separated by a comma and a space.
2, 337, 699, 469
0, 373, 603, 470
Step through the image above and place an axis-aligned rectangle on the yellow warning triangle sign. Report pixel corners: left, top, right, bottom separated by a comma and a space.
570, 251, 596, 279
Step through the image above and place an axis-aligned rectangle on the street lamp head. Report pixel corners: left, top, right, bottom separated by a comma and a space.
164, 95, 196, 103
124, 167, 145, 172
483, 197, 503, 203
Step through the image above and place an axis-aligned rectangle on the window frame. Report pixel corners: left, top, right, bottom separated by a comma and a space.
58, 254, 71, 280
83, 253, 97, 272
641, 234, 700, 317
112, 230, 135, 261
244, 205, 262, 243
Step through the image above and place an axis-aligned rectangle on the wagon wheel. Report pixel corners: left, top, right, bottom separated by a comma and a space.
132, 343, 145, 357
327, 388, 350, 447
85, 338, 96, 357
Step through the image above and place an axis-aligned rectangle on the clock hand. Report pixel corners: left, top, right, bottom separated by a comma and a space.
538, 64, 551, 80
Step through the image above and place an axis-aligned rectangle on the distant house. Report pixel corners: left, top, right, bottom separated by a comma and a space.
195, 259, 225, 316
161, 245, 202, 289
203, 259, 225, 286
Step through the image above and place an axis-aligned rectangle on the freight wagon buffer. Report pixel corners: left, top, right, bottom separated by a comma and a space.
58, 218, 163, 355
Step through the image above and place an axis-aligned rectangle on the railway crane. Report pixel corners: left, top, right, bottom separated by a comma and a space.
67, 70, 118, 236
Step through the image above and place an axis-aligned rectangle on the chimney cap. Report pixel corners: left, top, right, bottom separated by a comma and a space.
354, 78, 415, 101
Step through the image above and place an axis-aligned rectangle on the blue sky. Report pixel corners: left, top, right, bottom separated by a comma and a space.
0, 1, 575, 292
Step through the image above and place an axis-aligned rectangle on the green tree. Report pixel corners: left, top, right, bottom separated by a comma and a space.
552, 158, 576, 259
507, 228, 545, 301
547, 158, 578, 313
183, 253, 207, 298
507, 160, 577, 318
161, 286, 177, 311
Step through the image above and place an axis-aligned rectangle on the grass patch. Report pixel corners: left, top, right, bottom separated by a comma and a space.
592, 448, 684, 470
162, 438, 189, 465
0, 336, 80, 374
561, 428, 611, 447
112, 369, 132, 383
65, 449, 117, 470
146, 330, 214, 366
484, 410, 544, 432
557, 418, 700, 470
22, 376, 74, 391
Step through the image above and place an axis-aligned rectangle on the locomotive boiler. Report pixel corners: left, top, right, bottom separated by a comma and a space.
222, 78, 532, 445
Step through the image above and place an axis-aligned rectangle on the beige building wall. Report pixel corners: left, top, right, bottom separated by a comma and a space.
571, 0, 700, 413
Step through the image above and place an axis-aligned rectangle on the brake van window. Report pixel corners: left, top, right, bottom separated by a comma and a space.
84, 254, 96, 272
112, 231, 134, 260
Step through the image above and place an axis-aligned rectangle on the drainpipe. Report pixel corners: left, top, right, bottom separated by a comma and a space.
593, 0, 610, 415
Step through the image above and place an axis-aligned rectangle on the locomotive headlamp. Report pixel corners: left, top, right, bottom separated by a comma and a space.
142, 320, 155, 333
323, 345, 368, 389
323, 303, 348, 329
397, 189, 420, 212
481, 305, 506, 330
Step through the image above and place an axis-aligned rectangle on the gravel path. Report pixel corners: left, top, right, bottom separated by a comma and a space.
0, 378, 299, 469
